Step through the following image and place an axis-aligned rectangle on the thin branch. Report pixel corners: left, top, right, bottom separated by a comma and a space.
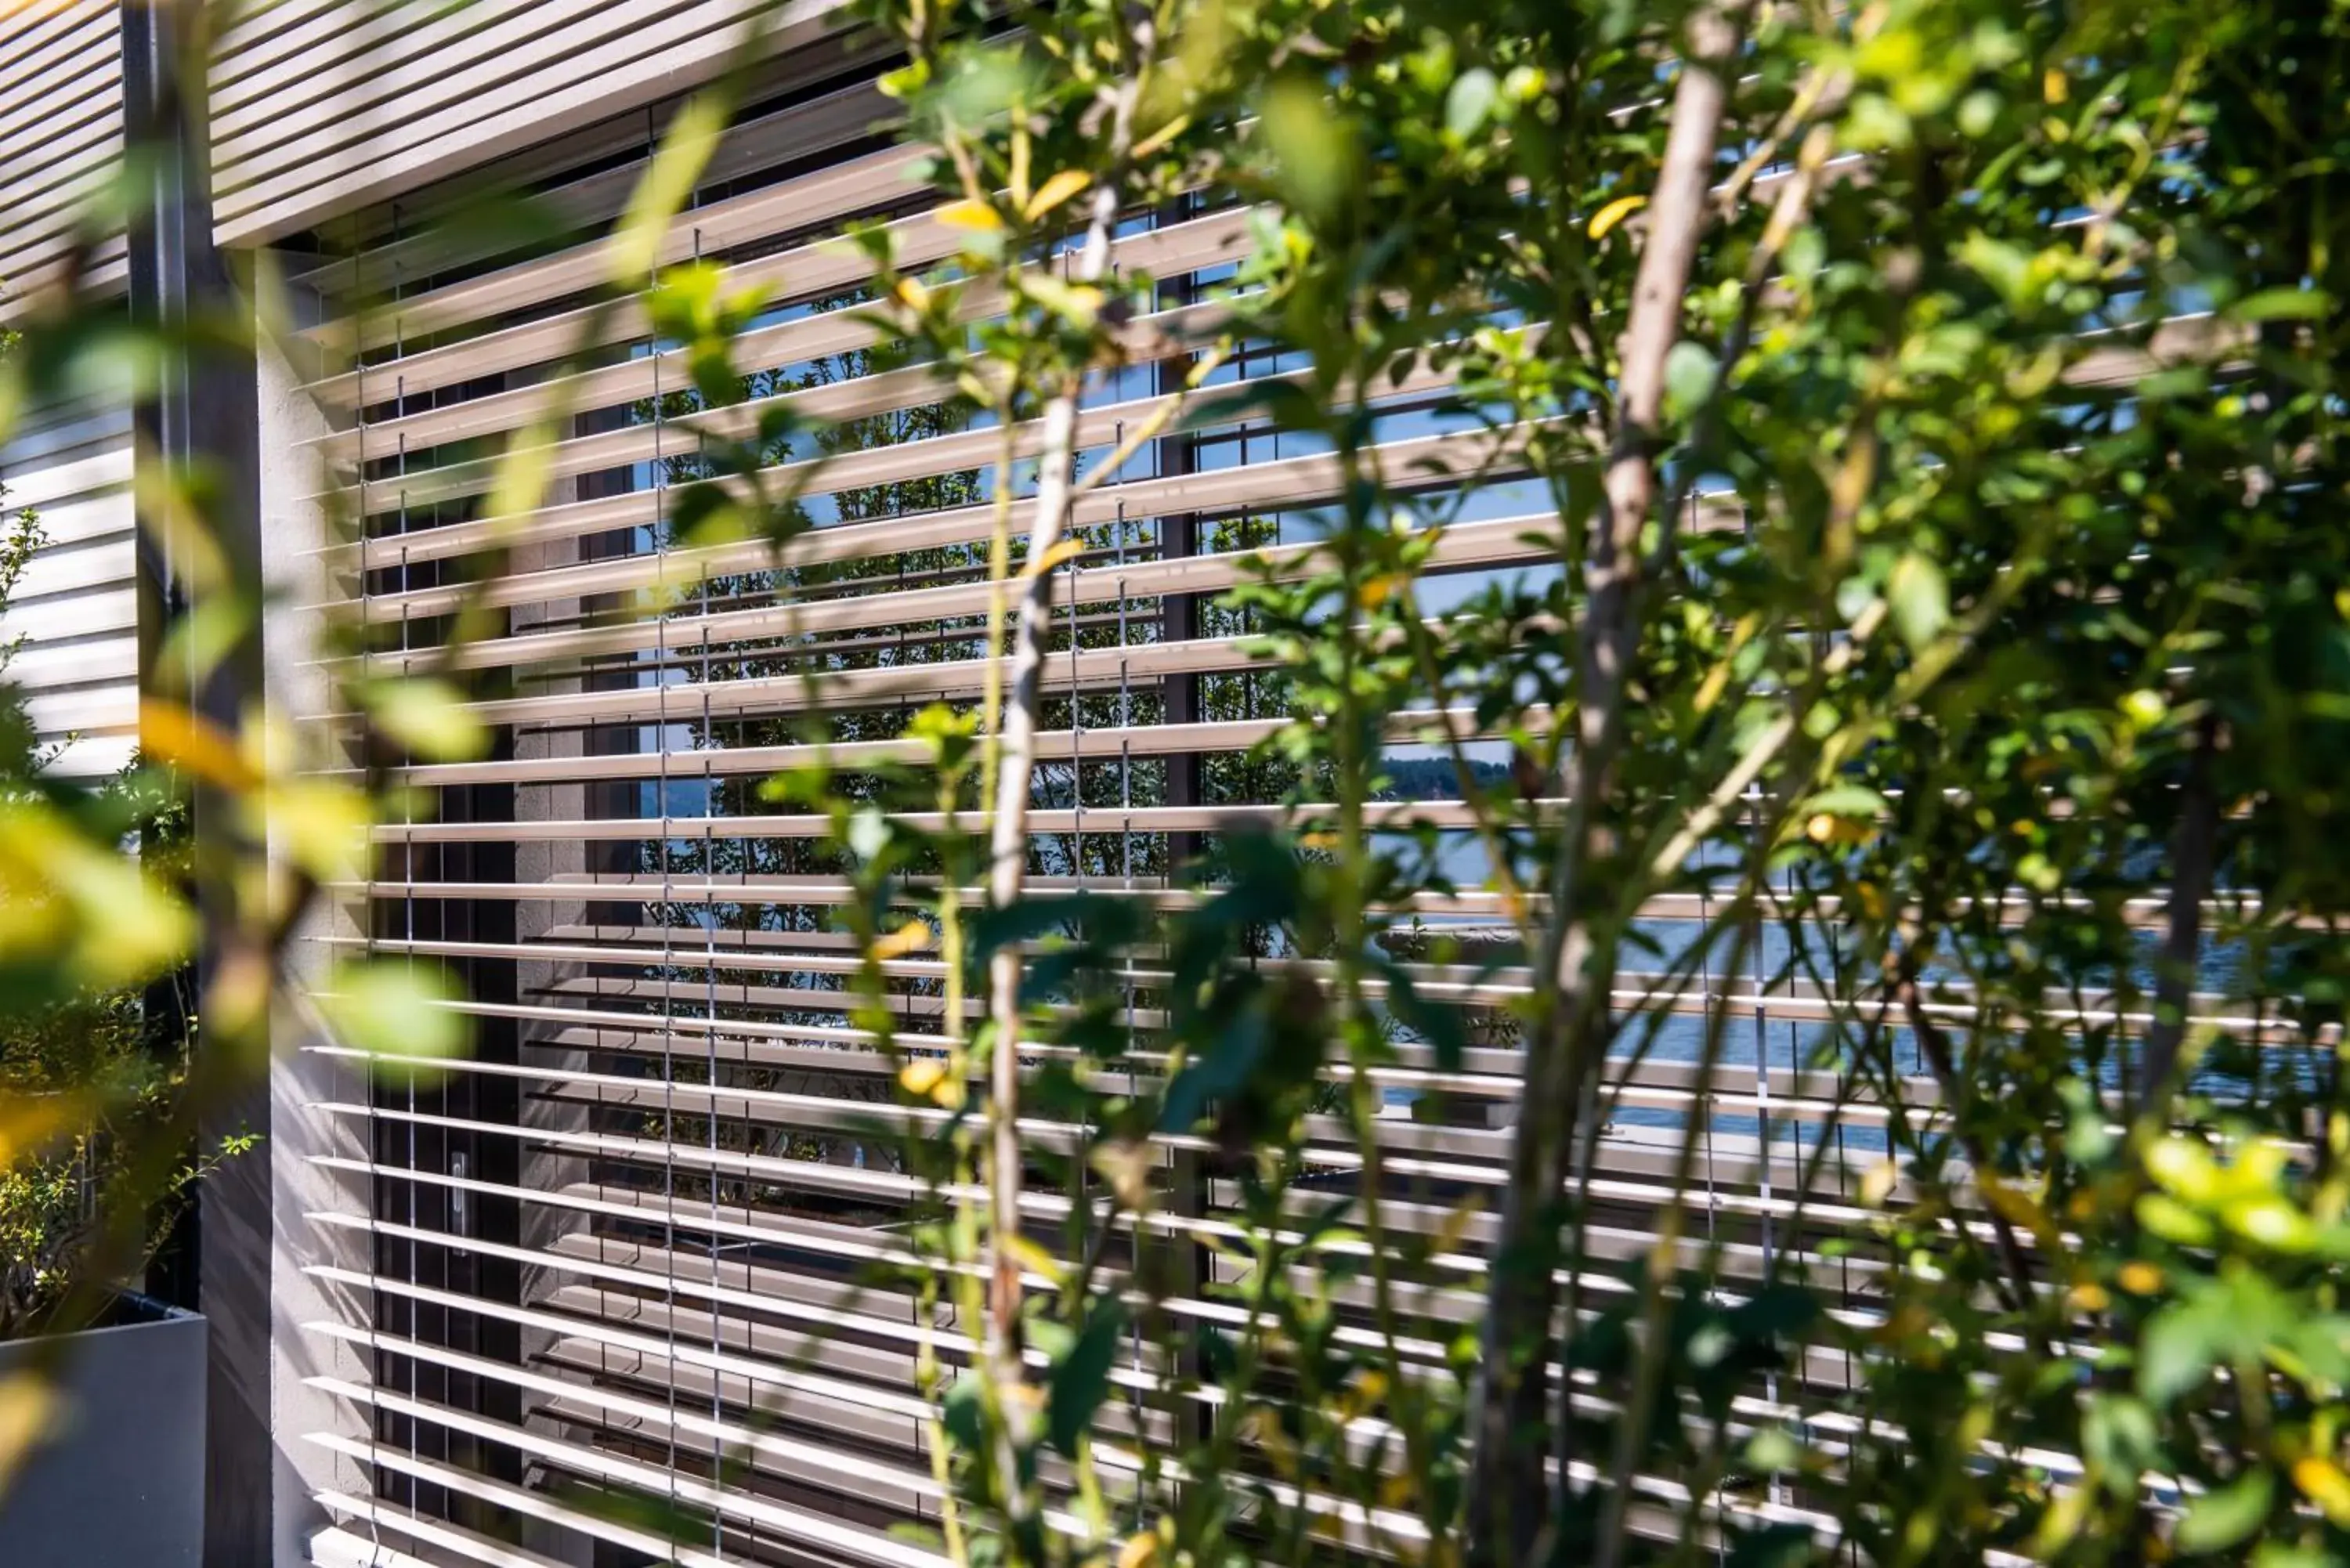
1463, 5, 1747, 1561
1891, 958, 2046, 1330
1065, 342, 1232, 502
2135, 713, 2222, 1122
1591, 886, 1763, 1568
981, 27, 1157, 1550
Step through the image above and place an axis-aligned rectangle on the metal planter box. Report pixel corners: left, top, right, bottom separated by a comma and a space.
0, 1298, 205, 1568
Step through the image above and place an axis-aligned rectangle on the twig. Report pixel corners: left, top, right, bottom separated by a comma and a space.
2135, 713, 2222, 1122
1463, 5, 1747, 1561
980, 23, 1158, 1550
1065, 343, 1232, 503
1890, 958, 2046, 1331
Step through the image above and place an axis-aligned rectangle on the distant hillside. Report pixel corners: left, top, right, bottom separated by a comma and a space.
1374, 756, 1513, 801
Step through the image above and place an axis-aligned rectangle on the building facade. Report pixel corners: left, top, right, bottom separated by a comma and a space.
1, 6, 1811, 1566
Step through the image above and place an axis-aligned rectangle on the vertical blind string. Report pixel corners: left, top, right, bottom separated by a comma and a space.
691, 204, 728, 1561
398, 394, 418, 1541
354, 226, 384, 1555
648, 121, 685, 1517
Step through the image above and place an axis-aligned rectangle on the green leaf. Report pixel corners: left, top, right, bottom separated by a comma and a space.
611, 94, 728, 284
936, 44, 1036, 127
2139, 1297, 2225, 1405
847, 808, 892, 863
2059, 1078, 2114, 1165
362, 677, 489, 762
1960, 232, 2033, 310
1803, 784, 1888, 819
1261, 74, 1356, 219
2175, 1468, 2275, 1554
1444, 68, 1499, 139
941, 1373, 986, 1454
1379, 963, 1469, 1071
1723, 1523, 1816, 1568
2137, 1191, 2215, 1246
1841, 92, 1913, 151
645, 261, 725, 339
2081, 1393, 2160, 1494
1662, 340, 1719, 418
1047, 1299, 1127, 1457
1181, 378, 1325, 436
2231, 287, 2330, 322
1742, 1426, 1802, 1473
2280, 1317, 2350, 1389
1886, 551, 1949, 653
318, 960, 469, 1071
2224, 1195, 2319, 1253
1018, 272, 1104, 328
667, 480, 750, 546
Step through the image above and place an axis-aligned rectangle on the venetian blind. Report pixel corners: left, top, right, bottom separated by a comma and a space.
281, 45, 2201, 1568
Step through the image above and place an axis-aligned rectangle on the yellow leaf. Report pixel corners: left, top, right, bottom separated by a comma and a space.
1027, 537, 1088, 577
1007, 1233, 1064, 1285
2297, 1457, 2350, 1526
0, 801, 195, 987
895, 276, 932, 313
1693, 612, 1759, 716
2225, 1194, 2319, 1252
1979, 1175, 2063, 1250
0, 1094, 82, 1167
1354, 572, 1410, 609
1434, 1196, 1480, 1255
2030, 1483, 2089, 1557
1860, 1158, 1900, 1208
1116, 1533, 1159, 1568
0, 1371, 59, 1485
263, 779, 373, 884
2117, 1261, 2164, 1295
2042, 67, 2068, 104
874, 919, 934, 959
1024, 168, 1094, 222
139, 699, 256, 789
938, 199, 1003, 232
1090, 1139, 1154, 1212
898, 1058, 949, 1099
1691, 662, 1732, 716
1131, 114, 1191, 163
1588, 193, 1647, 240
1806, 812, 1875, 846
1018, 273, 1103, 327
2145, 1136, 2221, 1202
